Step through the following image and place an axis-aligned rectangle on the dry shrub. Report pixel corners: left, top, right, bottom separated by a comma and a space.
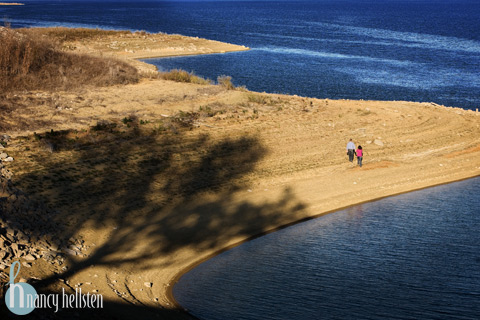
159, 69, 212, 85
0, 27, 139, 92
217, 75, 235, 90
172, 110, 200, 128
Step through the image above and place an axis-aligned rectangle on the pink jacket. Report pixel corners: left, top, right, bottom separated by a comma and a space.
356, 149, 363, 157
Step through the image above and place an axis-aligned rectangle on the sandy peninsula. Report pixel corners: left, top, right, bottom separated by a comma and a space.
1, 28, 479, 319
0, 2, 24, 5
18, 27, 249, 73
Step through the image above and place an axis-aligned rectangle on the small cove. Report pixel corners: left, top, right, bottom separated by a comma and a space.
173, 177, 480, 320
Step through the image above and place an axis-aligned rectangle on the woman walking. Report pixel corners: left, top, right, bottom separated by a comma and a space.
356, 145, 363, 167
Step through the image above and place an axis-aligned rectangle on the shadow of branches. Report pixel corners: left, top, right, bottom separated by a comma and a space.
7, 120, 306, 318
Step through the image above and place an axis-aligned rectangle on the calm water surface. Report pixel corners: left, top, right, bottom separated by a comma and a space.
174, 177, 480, 320
2, 2, 479, 318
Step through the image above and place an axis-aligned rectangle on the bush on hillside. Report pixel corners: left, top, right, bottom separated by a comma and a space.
0, 27, 139, 92
159, 69, 212, 85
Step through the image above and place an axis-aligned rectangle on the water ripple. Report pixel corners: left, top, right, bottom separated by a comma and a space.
175, 177, 480, 320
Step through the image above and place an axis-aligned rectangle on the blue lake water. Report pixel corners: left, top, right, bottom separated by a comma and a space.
2, 2, 480, 318
2, 0, 479, 109
174, 177, 480, 320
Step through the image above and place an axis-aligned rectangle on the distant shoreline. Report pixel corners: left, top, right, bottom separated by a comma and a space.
17, 27, 249, 73
0, 2, 24, 5
2, 26, 480, 320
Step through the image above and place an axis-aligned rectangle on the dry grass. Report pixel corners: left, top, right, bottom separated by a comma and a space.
159, 69, 212, 85
217, 75, 235, 90
18, 27, 135, 43
0, 27, 139, 93
247, 93, 277, 105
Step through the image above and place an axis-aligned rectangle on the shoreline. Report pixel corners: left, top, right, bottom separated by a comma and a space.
2, 27, 480, 319
165, 173, 480, 315
54, 27, 250, 73
135, 48, 248, 60
122, 44, 250, 60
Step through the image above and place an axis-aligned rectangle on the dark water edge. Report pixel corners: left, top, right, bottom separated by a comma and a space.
173, 176, 480, 320
1, 1, 479, 109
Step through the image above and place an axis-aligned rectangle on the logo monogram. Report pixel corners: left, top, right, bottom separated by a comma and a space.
5, 261, 37, 315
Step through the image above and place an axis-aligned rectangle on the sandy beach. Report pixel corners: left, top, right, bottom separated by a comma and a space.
1, 28, 480, 319
20, 27, 249, 74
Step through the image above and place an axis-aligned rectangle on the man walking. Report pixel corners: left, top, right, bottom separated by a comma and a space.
346, 138, 355, 162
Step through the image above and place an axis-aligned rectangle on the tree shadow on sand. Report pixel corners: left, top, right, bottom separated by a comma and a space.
5, 120, 306, 318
